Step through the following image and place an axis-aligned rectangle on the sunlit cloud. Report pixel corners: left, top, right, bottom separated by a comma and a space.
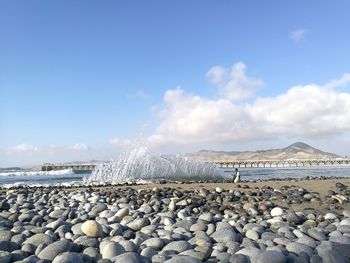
8, 144, 39, 155
206, 62, 264, 102
149, 62, 350, 149
69, 143, 89, 151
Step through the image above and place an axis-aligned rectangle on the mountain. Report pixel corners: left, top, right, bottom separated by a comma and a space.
188, 142, 341, 161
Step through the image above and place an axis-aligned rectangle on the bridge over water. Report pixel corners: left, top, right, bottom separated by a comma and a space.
213, 159, 350, 168
42, 158, 350, 173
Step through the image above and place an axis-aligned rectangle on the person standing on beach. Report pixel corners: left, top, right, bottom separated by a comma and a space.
233, 168, 240, 183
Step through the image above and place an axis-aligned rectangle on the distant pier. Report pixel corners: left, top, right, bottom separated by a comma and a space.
42, 163, 96, 173
42, 158, 350, 172
213, 158, 350, 168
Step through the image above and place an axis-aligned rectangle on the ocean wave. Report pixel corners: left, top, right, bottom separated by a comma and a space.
0, 169, 75, 177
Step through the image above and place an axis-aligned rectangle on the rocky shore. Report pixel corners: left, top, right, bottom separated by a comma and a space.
1, 178, 350, 262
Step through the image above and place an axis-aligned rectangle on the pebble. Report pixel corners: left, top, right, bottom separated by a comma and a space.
81, 220, 104, 237
1, 179, 350, 262
162, 240, 192, 253
271, 207, 284, 217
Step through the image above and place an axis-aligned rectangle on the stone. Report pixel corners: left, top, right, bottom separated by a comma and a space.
307, 228, 327, 241
162, 241, 192, 253
127, 218, 150, 231
141, 238, 164, 249
325, 213, 338, 220
81, 220, 103, 237
116, 208, 129, 219
0, 241, 18, 252
38, 240, 79, 261
190, 222, 207, 232
255, 251, 286, 263
83, 247, 101, 261
271, 207, 284, 217
0, 251, 11, 263
141, 247, 158, 258
236, 247, 262, 260
23, 233, 53, 247
111, 252, 141, 263
245, 229, 259, 241
49, 209, 67, 219
286, 242, 314, 257
164, 255, 201, 263
52, 252, 84, 263
0, 231, 12, 242
297, 236, 317, 248
338, 225, 350, 234
229, 254, 250, 263
211, 226, 240, 244
316, 242, 346, 263
286, 210, 301, 224
102, 242, 125, 259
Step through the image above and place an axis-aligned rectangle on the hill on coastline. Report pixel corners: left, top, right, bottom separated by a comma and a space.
188, 142, 341, 161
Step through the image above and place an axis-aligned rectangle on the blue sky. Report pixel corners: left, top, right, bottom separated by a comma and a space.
1, 1, 350, 166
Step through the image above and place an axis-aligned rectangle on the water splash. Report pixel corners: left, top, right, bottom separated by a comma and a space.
84, 140, 219, 183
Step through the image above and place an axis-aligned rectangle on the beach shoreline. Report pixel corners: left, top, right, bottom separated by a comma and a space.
1, 177, 350, 262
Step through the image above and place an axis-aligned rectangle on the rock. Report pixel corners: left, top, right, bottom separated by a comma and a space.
340, 218, 350, 226
141, 238, 164, 249
111, 252, 141, 263
141, 247, 158, 258
271, 207, 284, 217
127, 218, 150, 231
52, 252, 84, 263
0, 231, 12, 242
297, 236, 317, 248
286, 242, 314, 257
307, 228, 326, 241
338, 225, 350, 234
236, 247, 262, 260
215, 187, 223, 193
120, 240, 137, 252
164, 255, 201, 263
38, 240, 79, 261
0, 201, 10, 211
245, 229, 259, 241
49, 209, 67, 219
116, 208, 129, 219
0, 241, 18, 252
162, 241, 192, 253
286, 210, 300, 224
83, 247, 101, 261
211, 224, 240, 244
229, 254, 250, 263
316, 242, 346, 263
190, 222, 207, 232
23, 233, 53, 247
325, 213, 338, 220
102, 242, 125, 259
255, 251, 286, 263
0, 251, 11, 263
81, 220, 103, 237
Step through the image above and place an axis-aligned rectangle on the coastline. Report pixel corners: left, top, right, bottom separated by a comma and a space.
1, 176, 350, 262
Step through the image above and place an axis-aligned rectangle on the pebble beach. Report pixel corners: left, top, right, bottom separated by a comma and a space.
1, 178, 350, 263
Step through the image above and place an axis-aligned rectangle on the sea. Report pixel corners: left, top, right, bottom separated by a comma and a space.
1, 166, 350, 187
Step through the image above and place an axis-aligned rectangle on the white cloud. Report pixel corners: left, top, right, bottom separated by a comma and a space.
9, 144, 39, 155
324, 73, 350, 89
206, 62, 264, 101
70, 143, 89, 151
149, 63, 350, 149
290, 29, 307, 42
